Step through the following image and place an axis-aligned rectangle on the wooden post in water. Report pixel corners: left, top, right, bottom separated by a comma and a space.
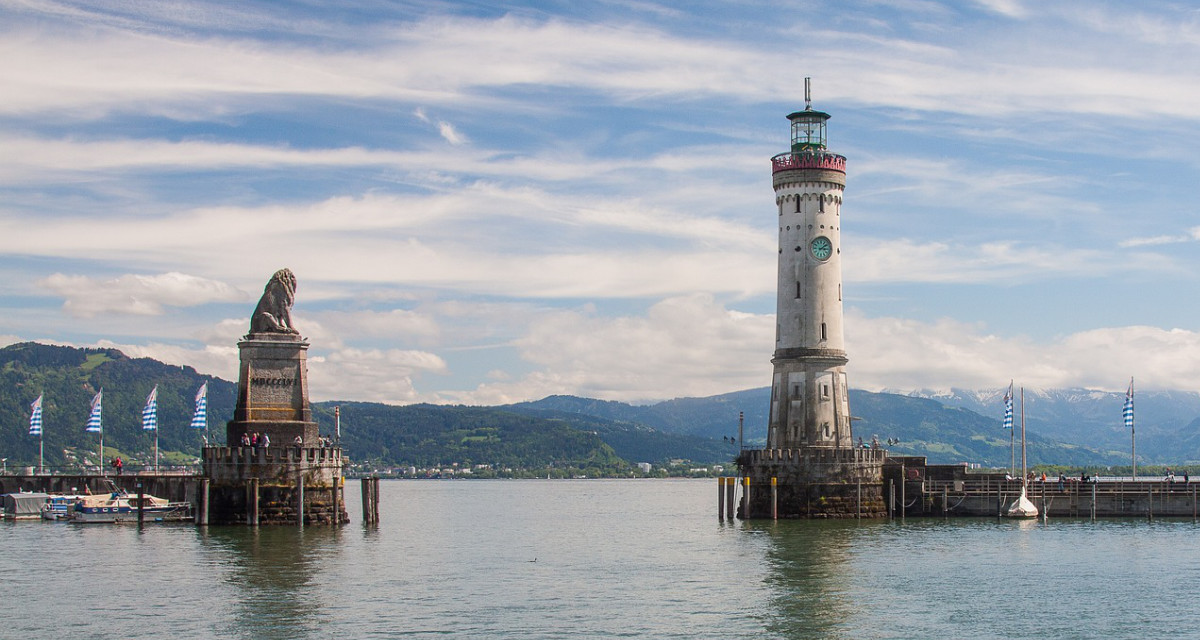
296, 469, 305, 527
741, 476, 750, 520
718, 477, 725, 521
248, 478, 259, 526
137, 482, 145, 527
331, 476, 340, 526
725, 478, 735, 521
372, 477, 380, 523
196, 478, 209, 526
771, 477, 778, 520
900, 465, 906, 521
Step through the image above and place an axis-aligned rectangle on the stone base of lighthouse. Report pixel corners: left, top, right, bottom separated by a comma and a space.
738, 447, 886, 518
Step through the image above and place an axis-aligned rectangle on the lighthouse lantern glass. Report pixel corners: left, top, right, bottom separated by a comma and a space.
791, 116, 827, 151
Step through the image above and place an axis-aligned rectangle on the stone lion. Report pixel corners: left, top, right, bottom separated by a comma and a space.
249, 268, 299, 334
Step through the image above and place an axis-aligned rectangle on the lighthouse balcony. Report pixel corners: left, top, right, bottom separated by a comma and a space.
771, 151, 846, 174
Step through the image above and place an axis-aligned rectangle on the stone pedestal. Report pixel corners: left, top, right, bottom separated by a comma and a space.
226, 333, 319, 446
738, 447, 887, 518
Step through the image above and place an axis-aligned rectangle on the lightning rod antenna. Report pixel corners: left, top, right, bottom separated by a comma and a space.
804, 77, 812, 110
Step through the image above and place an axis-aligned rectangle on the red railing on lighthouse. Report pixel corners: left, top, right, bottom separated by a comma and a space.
772, 151, 846, 174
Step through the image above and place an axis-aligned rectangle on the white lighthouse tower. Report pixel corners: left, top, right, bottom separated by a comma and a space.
738, 80, 884, 519
767, 78, 852, 450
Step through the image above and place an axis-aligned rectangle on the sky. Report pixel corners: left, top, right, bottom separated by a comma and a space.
3, 0, 1200, 406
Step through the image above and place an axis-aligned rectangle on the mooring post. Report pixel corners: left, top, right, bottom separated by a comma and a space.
197, 478, 209, 526
331, 476, 340, 526
771, 477, 778, 520
725, 477, 735, 521
718, 477, 725, 521
137, 482, 145, 527
372, 477, 380, 523
296, 470, 305, 527
741, 476, 750, 519
361, 477, 372, 524
249, 478, 259, 526
900, 465, 906, 521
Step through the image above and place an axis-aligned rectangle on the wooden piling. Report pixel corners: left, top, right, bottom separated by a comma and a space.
331, 476, 340, 526
771, 477, 778, 520
197, 478, 209, 526
297, 471, 305, 527
741, 477, 749, 520
900, 465, 906, 520
248, 478, 259, 526
718, 477, 726, 521
725, 478, 735, 521
137, 482, 145, 527
361, 476, 380, 525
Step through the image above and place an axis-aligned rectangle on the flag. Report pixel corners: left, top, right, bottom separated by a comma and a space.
142, 385, 158, 431
1123, 378, 1134, 430
85, 390, 103, 433
1002, 383, 1013, 430
29, 394, 43, 436
190, 382, 208, 430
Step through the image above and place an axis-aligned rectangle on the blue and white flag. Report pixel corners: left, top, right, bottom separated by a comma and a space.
1002, 384, 1013, 430
1123, 378, 1134, 430
190, 382, 208, 430
142, 385, 158, 431
29, 394, 43, 436
85, 390, 103, 433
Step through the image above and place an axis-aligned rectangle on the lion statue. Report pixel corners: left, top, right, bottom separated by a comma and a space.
249, 268, 299, 335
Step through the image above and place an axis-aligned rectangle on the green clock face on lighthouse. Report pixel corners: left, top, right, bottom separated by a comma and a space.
810, 236, 833, 260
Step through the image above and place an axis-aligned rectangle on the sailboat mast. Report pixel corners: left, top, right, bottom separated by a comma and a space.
1020, 387, 1027, 486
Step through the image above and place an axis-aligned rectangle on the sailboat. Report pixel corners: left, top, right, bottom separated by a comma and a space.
1005, 386, 1039, 518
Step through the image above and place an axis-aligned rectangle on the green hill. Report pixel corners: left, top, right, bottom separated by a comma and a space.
0, 342, 232, 470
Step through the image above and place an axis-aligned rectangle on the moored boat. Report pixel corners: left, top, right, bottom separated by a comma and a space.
69, 489, 193, 524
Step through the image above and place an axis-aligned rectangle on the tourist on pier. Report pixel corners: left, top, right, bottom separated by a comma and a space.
294, 435, 303, 447
1058, 474, 1065, 492
111, 456, 123, 475
241, 433, 251, 447
260, 433, 270, 448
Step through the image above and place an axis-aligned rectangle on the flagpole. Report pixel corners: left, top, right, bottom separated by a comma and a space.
1130, 378, 1136, 480
1009, 381, 1015, 479
1020, 387, 1027, 489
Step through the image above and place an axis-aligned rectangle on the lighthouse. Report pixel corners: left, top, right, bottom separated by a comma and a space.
767, 78, 852, 450
738, 79, 885, 519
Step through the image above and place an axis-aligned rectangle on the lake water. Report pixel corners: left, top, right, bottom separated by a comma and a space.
4, 479, 1200, 639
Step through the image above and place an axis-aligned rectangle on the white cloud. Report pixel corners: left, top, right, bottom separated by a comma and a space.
847, 310, 1200, 392
309, 347, 449, 404
452, 294, 773, 404
39, 272, 245, 318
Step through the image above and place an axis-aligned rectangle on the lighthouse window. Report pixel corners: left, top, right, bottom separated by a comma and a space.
795, 199, 801, 213
822, 384, 830, 398
819, 197, 825, 213
821, 322, 827, 341
796, 282, 801, 298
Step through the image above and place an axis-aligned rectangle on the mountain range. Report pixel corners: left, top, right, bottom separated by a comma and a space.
2, 342, 1199, 471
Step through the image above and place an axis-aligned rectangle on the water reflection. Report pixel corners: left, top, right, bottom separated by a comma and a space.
200, 526, 344, 640
744, 519, 885, 640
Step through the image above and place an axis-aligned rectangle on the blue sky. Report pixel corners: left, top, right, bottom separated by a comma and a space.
3, 0, 1200, 404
